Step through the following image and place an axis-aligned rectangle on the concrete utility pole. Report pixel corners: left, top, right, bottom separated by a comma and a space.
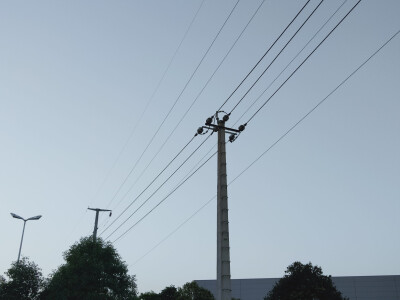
198, 112, 245, 300
216, 120, 231, 300
88, 208, 111, 242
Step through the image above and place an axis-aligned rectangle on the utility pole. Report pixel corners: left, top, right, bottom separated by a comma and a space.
198, 112, 245, 300
88, 208, 111, 242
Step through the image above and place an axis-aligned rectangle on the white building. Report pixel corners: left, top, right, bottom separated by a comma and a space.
196, 275, 400, 300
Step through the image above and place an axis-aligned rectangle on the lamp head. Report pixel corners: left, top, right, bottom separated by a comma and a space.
10, 213, 24, 220
27, 215, 42, 221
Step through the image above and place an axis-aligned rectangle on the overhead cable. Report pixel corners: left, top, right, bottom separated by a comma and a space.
228, 0, 324, 114
117, 0, 267, 206
130, 194, 216, 266
217, 0, 312, 111
129, 27, 400, 264
96, 0, 206, 210
101, 133, 213, 238
99, 134, 198, 233
104, 0, 240, 210
111, 0, 362, 244
233, 0, 348, 125
112, 150, 217, 243
245, 0, 362, 125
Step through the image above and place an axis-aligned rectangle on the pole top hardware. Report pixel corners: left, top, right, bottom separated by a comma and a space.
87, 207, 112, 212
196, 111, 246, 142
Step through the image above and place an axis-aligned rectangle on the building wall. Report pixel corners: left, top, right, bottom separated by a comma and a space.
196, 275, 400, 300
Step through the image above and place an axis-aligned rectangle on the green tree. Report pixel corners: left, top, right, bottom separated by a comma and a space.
42, 236, 137, 300
139, 282, 214, 300
265, 262, 349, 300
160, 285, 178, 300
0, 257, 44, 300
139, 291, 160, 300
177, 281, 215, 300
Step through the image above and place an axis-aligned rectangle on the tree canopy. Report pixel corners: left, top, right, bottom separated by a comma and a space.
159, 285, 179, 300
178, 281, 215, 300
138, 281, 214, 300
139, 291, 161, 300
0, 257, 44, 300
265, 262, 349, 300
41, 236, 137, 300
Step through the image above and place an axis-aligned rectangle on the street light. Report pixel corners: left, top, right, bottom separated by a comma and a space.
10, 213, 42, 263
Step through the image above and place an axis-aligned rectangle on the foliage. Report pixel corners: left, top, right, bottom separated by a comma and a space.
139, 281, 214, 300
264, 262, 349, 300
177, 281, 215, 300
42, 236, 137, 300
0, 257, 44, 300
139, 291, 160, 300
160, 285, 179, 300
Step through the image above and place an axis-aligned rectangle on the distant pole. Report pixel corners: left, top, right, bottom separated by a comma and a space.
197, 112, 245, 300
88, 208, 111, 242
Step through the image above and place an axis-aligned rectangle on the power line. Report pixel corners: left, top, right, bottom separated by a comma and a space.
236, 36, 398, 184
175, 142, 218, 187
127, 141, 223, 263
104, 0, 240, 210
70, 2, 207, 235
130, 194, 216, 267
245, 0, 362, 125
113, 0, 267, 210
217, 0, 312, 112
102, 133, 213, 238
129, 27, 400, 264
93, 0, 206, 210
106, 0, 361, 243
107, 0, 308, 224
104, 0, 360, 246
112, 150, 217, 243
99, 134, 198, 233
233, 0, 348, 126
109, 0, 321, 247
228, 0, 324, 114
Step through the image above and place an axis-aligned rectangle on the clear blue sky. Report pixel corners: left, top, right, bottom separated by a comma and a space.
1, 0, 399, 294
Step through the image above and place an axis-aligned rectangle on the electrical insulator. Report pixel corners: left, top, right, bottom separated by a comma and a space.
197, 127, 204, 134
229, 134, 235, 142
238, 124, 245, 132
206, 117, 213, 125
223, 114, 229, 122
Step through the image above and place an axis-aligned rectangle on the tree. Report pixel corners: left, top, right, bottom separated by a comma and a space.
139, 282, 214, 300
139, 291, 160, 300
177, 281, 215, 300
0, 257, 44, 300
265, 262, 349, 300
160, 285, 179, 300
42, 236, 137, 300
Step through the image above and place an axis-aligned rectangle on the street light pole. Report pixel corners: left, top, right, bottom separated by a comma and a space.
11, 213, 42, 263
17, 220, 27, 263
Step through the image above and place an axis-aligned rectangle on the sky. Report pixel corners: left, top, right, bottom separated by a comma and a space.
1, 0, 399, 294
